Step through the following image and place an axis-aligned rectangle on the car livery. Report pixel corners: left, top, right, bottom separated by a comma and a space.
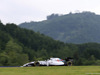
21, 57, 73, 67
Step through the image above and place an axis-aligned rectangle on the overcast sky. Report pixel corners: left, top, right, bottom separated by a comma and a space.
0, 0, 100, 24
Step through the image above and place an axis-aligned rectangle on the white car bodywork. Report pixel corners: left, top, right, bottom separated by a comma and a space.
39, 58, 64, 66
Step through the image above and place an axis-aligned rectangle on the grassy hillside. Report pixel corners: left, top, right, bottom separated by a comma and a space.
0, 66, 100, 75
19, 12, 100, 43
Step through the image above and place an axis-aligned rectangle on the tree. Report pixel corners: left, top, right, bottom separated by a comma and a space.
4, 39, 29, 66
47, 14, 59, 20
36, 48, 48, 60
56, 46, 72, 59
5, 40, 23, 53
0, 52, 9, 66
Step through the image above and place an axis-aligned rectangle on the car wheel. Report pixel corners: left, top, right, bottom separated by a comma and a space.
67, 61, 72, 66
34, 61, 40, 66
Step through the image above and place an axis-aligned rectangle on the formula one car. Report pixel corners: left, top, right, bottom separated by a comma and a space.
21, 57, 73, 67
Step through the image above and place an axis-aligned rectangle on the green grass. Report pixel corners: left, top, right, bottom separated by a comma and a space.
0, 66, 100, 75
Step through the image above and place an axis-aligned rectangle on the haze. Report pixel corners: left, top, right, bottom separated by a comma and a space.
0, 0, 100, 24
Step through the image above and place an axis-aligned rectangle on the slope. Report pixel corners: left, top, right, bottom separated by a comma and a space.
19, 12, 100, 43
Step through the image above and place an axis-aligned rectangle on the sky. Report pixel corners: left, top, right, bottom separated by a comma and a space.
0, 0, 100, 25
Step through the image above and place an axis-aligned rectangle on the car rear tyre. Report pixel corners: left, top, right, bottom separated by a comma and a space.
67, 61, 72, 66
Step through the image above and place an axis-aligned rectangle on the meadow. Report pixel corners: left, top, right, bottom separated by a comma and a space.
0, 66, 100, 75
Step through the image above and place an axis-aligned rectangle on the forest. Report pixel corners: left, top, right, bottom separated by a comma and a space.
0, 21, 100, 66
20, 12, 100, 44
